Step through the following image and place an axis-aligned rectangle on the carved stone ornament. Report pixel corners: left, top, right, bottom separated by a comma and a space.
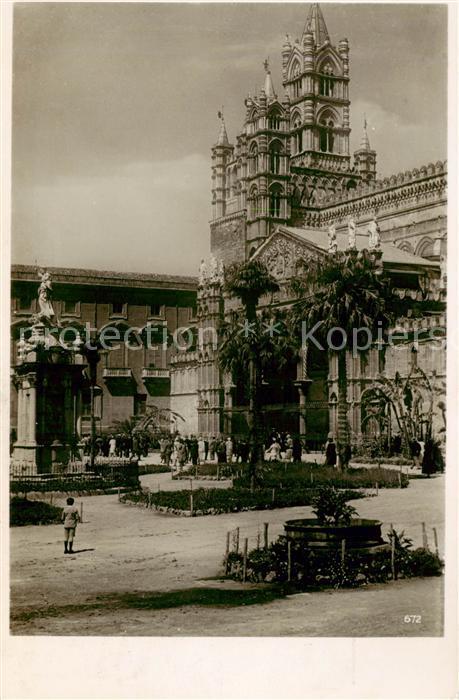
257, 234, 316, 280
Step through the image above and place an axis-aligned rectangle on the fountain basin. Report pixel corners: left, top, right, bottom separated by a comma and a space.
284, 518, 387, 552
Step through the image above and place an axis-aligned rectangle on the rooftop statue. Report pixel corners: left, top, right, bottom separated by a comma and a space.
347, 217, 357, 249
328, 223, 338, 254
37, 270, 55, 321
368, 216, 381, 250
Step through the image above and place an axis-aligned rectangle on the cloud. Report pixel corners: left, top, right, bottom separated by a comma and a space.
350, 99, 446, 177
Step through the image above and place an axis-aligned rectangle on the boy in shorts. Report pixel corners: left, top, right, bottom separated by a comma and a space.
62, 497, 80, 554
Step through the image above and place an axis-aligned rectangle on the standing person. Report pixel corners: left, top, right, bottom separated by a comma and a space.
108, 435, 117, 457
225, 436, 234, 464
292, 435, 302, 463
163, 437, 172, 468
208, 436, 217, 462
62, 497, 80, 554
339, 442, 352, 470
284, 434, 293, 462
204, 437, 209, 462
238, 439, 249, 464
216, 438, 227, 464
266, 439, 281, 462
324, 435, 337, 467
198, 435, 206, 464
410, 439, 421, 468
189, 435, 199, 466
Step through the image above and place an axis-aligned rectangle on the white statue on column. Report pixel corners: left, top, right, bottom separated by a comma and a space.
209, 254, 219, 283
328, 223, 338, 254
37, 270, 55, 320
198, 259, 207, 286
368, 216, 381, 250
347, 217, 357, 250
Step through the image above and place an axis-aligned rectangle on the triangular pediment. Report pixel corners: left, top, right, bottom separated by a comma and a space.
252, 227, 326, 280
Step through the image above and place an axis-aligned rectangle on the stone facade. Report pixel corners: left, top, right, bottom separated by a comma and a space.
11, 265, 197, 435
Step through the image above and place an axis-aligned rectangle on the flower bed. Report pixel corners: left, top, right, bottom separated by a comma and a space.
173, 464, 236, 480
121, 486, 364, 516
232, 464, 409, 490
225, 531, 443, 588
10, 497, 63, 526
10, 476, 139, 495
351, 456, 413, 466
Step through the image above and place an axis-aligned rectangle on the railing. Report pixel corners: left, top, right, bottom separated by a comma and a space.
142, 368, 170, 379
10, 457, 135, 480
103, 368, 133, 379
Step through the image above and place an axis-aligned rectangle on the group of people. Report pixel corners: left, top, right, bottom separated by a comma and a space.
80, 433, 151, 459
158, 434, 252, 470
264, 431, 303, 463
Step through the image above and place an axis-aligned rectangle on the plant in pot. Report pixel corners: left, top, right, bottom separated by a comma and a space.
311, 486, 358, 526
284, 486, 386, 552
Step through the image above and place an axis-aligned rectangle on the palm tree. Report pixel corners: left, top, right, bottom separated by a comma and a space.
290, 248, 393, 459
219, 260, 289, 476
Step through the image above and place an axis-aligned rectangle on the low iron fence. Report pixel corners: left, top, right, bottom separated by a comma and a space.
10, 458, 139, 492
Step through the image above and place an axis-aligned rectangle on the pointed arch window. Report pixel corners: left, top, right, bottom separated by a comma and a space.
249, 186, 259, 218
268, 110, 281, 130
249, 143, 259, 175
319, 117, 335, 153
319, 64, 334, 97
291, 114, 302, 155
269, 184, 283, 218
269, 141, 282, 174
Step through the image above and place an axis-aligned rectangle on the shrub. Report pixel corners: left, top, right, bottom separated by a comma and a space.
10, 497, 63, 526
311, 486, 358, 525
226, 529, 443, 589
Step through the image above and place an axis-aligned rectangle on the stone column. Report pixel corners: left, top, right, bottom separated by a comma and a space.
25, 373, 38, 446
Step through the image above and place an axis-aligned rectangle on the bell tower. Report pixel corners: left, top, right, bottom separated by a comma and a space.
283, 3, 360, 223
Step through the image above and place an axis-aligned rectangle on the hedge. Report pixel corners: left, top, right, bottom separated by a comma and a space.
232, 464, 409, 490
121, 486, 364, 516
10, 497, 63, 526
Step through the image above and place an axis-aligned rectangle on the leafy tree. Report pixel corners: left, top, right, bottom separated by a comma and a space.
362, 366, 446, 455
219, 260, 295, 478
290, 249, 393, 458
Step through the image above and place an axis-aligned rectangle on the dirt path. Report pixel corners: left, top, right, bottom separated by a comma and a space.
10, 474, 444, 635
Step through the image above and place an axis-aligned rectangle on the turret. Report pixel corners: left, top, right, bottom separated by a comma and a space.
353, 118, 377, 181
211, 114, 234, 219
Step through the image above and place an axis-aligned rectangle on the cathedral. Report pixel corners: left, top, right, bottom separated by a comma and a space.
10, 4, 447, 457
170, 3, 447, 446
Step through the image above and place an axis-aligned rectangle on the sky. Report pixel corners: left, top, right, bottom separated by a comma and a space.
11, 2, 447, 276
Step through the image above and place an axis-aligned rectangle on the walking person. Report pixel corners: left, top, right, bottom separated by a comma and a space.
62, 497, 80, 554
324, 434, 337, 467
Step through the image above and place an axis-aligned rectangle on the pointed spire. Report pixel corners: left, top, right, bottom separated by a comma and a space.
303, 3, 330, 46
216, 109, 229, 147
262, 58, 276, 100
359, 115, 371, 150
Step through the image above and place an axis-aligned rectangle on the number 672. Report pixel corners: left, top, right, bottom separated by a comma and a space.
404, 615, 421, 623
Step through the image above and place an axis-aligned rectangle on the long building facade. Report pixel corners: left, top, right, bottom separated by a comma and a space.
11, 266, 198, 436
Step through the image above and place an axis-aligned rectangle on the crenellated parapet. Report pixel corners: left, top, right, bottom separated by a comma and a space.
319, 160, 447, 224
